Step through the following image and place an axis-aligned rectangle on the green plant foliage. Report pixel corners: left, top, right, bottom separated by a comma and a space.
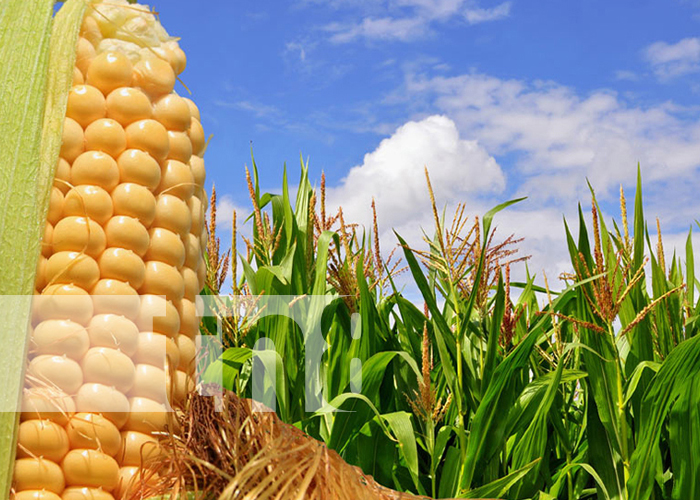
205, 157, 700, 499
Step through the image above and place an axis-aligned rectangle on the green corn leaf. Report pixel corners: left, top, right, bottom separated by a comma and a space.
686, 226, 694, 312
633, 164, 645, 271
510, 358, 565, 498
381, 412, 423, 495
623, 361, 661, 407
481, 272, 505, 393
464, 458, 540, 499
669, 373, 700, 500
628, 334, 700, 499
439, 446, 462, 498
327, 351, 406, 453
458, 311, 545, 490
549, 463, 612, 500
505, 370, 587, 439
201, 347, 253, 392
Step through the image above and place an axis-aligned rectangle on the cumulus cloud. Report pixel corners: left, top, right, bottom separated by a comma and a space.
644, 37, 700, 80
325, 115, 504, 230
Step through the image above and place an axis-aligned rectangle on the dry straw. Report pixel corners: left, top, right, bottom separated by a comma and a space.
136, 390, 468, 500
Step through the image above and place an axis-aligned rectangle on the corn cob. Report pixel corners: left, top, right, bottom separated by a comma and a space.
13, 1, 206, 498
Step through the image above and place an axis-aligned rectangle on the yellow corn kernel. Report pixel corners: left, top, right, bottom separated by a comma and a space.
66, 85, 105, 128
133, 57, 175, 98
74, 383, 130, 430
153, 94, 191, 131
166, 130, 193, 163
47, 188, 64, 226
70, 151, 120, 191
103, 216, 150, 257
110, 183, 156, 226
13, 459, 65, 495
122, 397, 167, 434
116, 149, 161, 191
144, 227, 185, 268
86, 314, 139, 357
136, 295, 181, 338
139, 261, 185, 301
62, 185, 114, 226
62, 487, 115, 500
74, 37, 95, 76
182, 97, 200, 121
41, 223, 53, 259
26, 355, 83, 395
115, 431, 161, 466
176, 298, 200, 339
54, 158, 71, 194
81, 347, 136, 394
129, 364, 167, 402
157, 159, 195, 199
59, 118, 85, 163
51, 216, 106, 258
61, 449, 119, 491
14, 490, 63, 500
45, 252, 100, 290
86, 51, 133, 95
90, 280, 141, 320
106, 87, 152, 126
33, 284, 94, 326
84, 118, 126, 157
30, 320, 90, 360
16, 420, 70, 463
152, 194, 192, 236
66, 412, 122, 457
97, 248, 146, 289
20, 388, 76, 426
133, 332, 180, 370
114, 466, 157, 500
124, 119, 169, 161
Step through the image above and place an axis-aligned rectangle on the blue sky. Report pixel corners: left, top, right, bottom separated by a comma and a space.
155, 0, 700, 285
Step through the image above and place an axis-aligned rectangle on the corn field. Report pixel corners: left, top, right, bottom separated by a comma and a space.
199, 160, 700, 500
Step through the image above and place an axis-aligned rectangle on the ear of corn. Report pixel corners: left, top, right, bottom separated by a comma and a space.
2, 1, 207, 498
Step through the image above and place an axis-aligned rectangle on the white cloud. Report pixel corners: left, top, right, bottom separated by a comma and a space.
644, 37, 700, 80
614, 69, 640, 82
325, 17, 427, 43
285, 41, 307, 62
464, 1, 511, 24
395, 70, 700, 205
317, 0, 511, 43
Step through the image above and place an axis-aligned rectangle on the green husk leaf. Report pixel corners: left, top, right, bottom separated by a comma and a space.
0, 0, 86, 496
